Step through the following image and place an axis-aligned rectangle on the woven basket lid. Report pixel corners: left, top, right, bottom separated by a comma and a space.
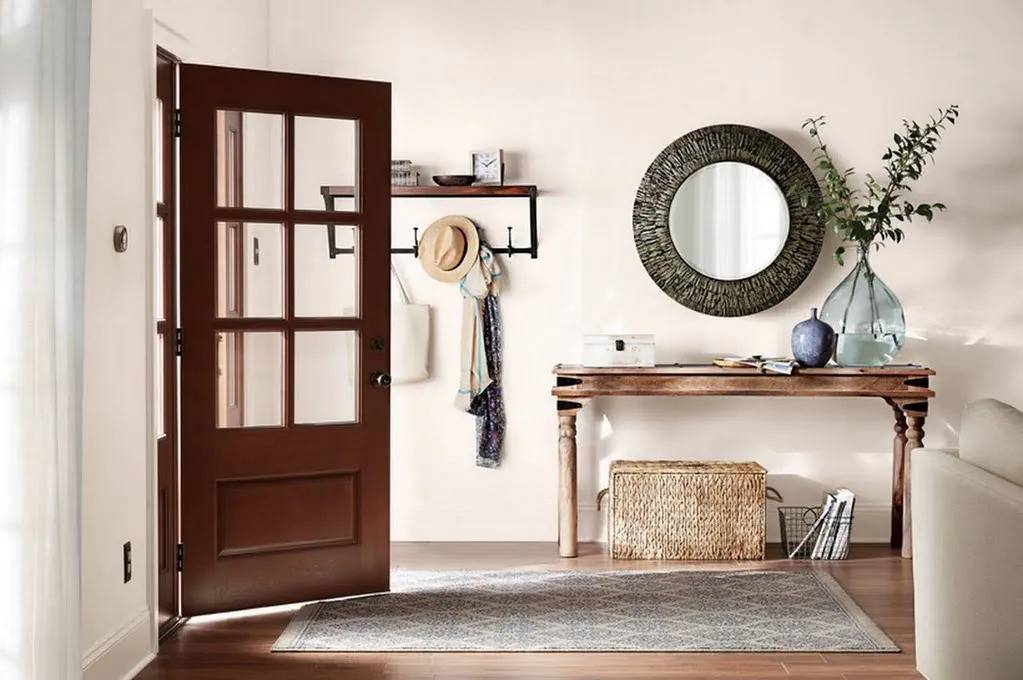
609, 460, 765, 474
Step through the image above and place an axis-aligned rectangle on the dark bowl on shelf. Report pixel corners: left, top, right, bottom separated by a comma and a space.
432, 174, 476, 187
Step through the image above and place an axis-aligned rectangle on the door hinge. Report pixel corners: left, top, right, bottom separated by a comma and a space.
173, 109, 182, 138
174, 328, 183, 356
176, 543, 184, 572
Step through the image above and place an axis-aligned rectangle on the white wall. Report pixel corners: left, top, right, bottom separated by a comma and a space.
265, 0, 1023, 542
149, 0, 270, 69
81, 2, 154, 677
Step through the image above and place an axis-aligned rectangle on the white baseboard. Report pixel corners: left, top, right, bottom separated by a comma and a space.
578, 503, 895, 544
83, 609, 153, 680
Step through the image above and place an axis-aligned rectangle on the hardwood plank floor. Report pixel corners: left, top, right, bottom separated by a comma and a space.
139, 542, 920, 679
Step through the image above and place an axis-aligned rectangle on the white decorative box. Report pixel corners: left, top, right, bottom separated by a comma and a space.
582, 334, 655, 368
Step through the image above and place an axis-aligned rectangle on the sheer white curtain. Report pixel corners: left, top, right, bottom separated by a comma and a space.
0, 0, 90, 678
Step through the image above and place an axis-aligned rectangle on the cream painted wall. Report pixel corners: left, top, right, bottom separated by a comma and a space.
264, 0, 1023, 542
149, 0, 270, 69
81, 2, 154, 677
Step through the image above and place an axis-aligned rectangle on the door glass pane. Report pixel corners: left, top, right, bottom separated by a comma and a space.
217, 222, 283, 318
154, 215, 164, 320
154, 98, 163, 204
294, 331, 357, 424
216, 331, 283, 428
216, 110, 284, 210
154, 332, 164, 437
294, 224, 358, 317
295, 115, 357, 212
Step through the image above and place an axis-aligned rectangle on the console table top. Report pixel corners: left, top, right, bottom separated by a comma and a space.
553, 363, 935, 377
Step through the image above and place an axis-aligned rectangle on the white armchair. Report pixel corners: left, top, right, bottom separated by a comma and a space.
912, 399, 1023, 680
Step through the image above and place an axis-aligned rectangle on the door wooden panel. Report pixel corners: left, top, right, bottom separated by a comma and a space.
179, 64, 391, 615
216, 471, 358, 557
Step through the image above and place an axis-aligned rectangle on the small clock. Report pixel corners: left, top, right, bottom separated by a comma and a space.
471, 149, 504, 186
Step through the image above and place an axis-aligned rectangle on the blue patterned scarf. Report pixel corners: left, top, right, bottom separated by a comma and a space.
456, 243, 505, 467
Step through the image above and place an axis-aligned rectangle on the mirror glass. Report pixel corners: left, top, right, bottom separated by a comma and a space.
669, 162, 789, 280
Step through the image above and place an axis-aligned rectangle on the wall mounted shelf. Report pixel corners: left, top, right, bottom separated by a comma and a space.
320, 184, 539, 259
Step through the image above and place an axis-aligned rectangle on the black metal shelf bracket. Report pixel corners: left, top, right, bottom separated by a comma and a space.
322, 185, 538, 260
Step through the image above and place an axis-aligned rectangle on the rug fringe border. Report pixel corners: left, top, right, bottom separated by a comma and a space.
272, 601, 323, 652
809, 570, 900, 652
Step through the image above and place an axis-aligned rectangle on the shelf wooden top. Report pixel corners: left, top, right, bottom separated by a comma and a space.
553, 363, 935, 376
321, 184, 537, 198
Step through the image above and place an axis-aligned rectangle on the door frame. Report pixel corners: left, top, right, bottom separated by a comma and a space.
154, 44, 183, 639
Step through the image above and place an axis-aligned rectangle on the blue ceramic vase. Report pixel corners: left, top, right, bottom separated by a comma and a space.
791, 308, 835, 368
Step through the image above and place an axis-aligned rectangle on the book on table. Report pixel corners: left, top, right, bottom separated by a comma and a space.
713, 355, 797, 375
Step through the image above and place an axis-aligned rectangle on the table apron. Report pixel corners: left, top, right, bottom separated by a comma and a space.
552, 374, 933, 400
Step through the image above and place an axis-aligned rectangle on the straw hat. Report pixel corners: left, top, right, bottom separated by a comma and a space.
417, 215, 480, 282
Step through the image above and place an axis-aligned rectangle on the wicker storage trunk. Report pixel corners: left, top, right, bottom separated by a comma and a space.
608, 460, 767, 560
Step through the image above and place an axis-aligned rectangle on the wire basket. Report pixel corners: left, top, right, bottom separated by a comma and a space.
778, 506, 854, 560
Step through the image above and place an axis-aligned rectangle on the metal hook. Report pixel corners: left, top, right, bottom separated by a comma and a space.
506, 226, 514, 257
412, 227, 419, 258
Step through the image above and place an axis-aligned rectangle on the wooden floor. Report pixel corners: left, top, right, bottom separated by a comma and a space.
139, 542, 920, 679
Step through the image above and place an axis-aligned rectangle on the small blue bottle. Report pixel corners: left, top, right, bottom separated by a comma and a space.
791, 308, 835, 368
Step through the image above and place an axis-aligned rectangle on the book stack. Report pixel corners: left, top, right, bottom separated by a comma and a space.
714, 355, 797, 375
788, 488, 856, 559
390, 159, 418, 186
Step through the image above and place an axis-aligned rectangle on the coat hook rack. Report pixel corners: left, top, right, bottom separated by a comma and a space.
321, 184, 539, 260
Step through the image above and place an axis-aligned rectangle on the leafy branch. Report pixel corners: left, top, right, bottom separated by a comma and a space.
801, 105, 959, 265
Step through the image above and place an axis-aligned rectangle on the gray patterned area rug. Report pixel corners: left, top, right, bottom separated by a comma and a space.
274, 569, 898, 653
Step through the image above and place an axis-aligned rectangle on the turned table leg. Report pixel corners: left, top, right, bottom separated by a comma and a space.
558, 411, 579, 558
889, 405, 908, 549
903, 414, 926, 559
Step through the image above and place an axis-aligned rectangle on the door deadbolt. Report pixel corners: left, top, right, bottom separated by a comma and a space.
370, 372, 392, 388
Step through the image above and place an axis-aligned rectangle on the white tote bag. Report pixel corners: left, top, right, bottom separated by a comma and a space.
390, 264, 430, 383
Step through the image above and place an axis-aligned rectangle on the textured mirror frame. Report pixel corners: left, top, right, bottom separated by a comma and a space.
633, 124, 824, 317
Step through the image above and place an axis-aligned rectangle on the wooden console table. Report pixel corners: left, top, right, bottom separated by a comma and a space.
552, 364, 934, 559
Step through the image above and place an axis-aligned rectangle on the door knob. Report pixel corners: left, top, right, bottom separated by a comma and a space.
370, 372, 391, 389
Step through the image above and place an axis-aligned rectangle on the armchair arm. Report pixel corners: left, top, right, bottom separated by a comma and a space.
912, 448, 1023, 680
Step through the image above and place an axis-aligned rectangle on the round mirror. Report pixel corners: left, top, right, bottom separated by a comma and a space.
668, 162, 789, 280
634, 124, 824, 317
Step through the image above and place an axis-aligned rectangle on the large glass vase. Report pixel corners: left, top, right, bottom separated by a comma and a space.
820, 247, 905, 367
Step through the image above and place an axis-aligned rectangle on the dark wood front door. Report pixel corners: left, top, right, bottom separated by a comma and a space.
179, 64, 391, 615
